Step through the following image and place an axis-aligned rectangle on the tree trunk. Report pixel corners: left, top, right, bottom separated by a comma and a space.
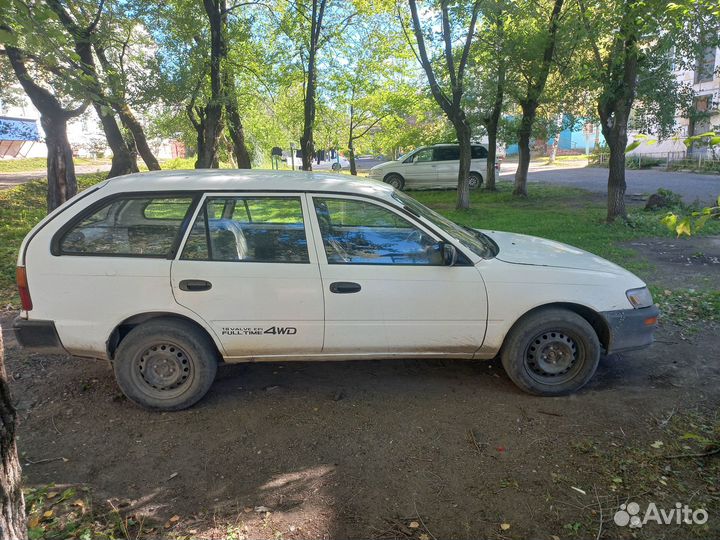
602, 126, 628, 222
42, 4, 138, 178
197, 0, 225, 169
224, 76, 252, 169
548, 137, 559, 163
94, 46, 161, 171
485, 11, 505, 191
513, 103, 536, 197
117, 105, 160, 170
300, 0, 326, 172
95, 103, 138, 177
455, 116, 472, 210
512, 0, 563, 197
300, 75, 316, 172
4, 44, 83, 211
485, 120, 499, 191
348, 138, 357, 176
0, 328, 27, 540
41, 114, 78, 211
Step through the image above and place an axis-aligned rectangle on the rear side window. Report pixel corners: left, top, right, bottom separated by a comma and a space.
58, 196, 194, 257
181, 196, 309, 263
434, 146, 460, 161
471, 146, 488, 159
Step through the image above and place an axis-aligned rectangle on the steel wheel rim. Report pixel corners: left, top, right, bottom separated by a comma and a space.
132, 341, 194, 399
386, 177, 401, 188
524, 330, 583, 385
468, 175, 480, 188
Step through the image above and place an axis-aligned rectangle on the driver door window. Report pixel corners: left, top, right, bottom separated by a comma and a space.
410, 148, 434, 163
313, 197, 442, 265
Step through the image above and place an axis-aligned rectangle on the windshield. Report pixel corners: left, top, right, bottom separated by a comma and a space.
396, 148, 421, 163
391, 191, 497, 259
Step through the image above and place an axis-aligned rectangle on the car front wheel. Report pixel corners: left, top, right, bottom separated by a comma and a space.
384, 173, 404, 190
501, 308, 600, 396
113, 319, 218, 410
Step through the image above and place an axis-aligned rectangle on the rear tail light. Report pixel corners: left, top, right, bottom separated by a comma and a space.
16, 266, 33, 311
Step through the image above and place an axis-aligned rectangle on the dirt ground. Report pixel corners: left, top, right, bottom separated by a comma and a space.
4, 237, 720, 539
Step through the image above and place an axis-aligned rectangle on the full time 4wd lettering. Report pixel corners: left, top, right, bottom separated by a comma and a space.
221, 326, 297, 336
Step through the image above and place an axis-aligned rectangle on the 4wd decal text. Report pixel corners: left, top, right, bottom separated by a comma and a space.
221, 326, 298, 336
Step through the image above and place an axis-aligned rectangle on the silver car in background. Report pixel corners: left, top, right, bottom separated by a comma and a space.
368, 143, 496, 190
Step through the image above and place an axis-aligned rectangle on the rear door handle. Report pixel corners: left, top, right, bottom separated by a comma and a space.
179, 279, 212, 292
329, 281, 361, 294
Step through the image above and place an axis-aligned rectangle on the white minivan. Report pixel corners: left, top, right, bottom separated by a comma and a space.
15, 170, 658, 410
368, 143, 496, 190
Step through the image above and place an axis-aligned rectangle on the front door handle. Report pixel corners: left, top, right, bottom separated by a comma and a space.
329, 281, 361, 294
179, 279, 212, 292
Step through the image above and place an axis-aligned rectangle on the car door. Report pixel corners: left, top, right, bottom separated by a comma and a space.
433, 146, 460, 187
171, 193, 324, 359
307, 193, 487, 356
400, 147, 437, 189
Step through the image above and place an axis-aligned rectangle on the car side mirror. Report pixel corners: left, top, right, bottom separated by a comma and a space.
442, 242, 457, 266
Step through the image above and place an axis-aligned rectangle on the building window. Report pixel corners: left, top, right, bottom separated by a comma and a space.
694, 46, 717, 84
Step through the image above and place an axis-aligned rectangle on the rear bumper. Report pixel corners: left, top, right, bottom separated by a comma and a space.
13, 318, 67, 354
601, 305, 659, 354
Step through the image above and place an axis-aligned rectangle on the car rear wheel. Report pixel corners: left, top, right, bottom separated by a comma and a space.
384, 173, 404, 190
500, 308, 600, 396
468, 172, 483, 190
114, 319, 218, 411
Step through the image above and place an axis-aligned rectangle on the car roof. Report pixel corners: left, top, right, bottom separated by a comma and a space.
101, 169, 395, 197
430, 143, 485, 147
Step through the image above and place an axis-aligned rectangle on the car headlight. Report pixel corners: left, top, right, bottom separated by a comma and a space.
626, 287, 653, 309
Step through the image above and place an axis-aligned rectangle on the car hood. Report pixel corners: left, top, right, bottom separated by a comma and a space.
370, 161, 397, 172
482, 230, 628, 274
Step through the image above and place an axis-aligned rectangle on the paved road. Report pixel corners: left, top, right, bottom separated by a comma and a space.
0, 164, 111, 191
499, 162, 719, 204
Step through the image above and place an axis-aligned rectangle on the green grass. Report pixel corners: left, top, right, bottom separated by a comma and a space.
1, 175, 718, 314
0, 158, 110, 174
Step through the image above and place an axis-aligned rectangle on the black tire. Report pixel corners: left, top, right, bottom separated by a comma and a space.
468, 172, 483, 190
113, 318, 219, 411
384, 173, 404, 190
331, 162, 341, 171
500, 308, 600, 396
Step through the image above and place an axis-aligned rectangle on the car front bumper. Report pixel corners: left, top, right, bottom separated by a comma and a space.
13, 317, 67, 354
601, 305, 659, 354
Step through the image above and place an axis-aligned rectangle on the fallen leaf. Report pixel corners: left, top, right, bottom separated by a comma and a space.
409, 521, 420, 529
419, 534, 430, 540
28, 516, 40, 528
43, 510, 54, 519
500, 522, 511, 531
254, 506, 271, 513
168, 472, 179, 480
72, 499, 85, 509
651, 441, 664, 449
169, 515, 180, 523
551, 536, 560, 540
47, 492, 59, 499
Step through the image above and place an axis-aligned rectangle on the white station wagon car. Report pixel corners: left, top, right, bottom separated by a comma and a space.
15, 170, 658, 410
368, 143, 496, 190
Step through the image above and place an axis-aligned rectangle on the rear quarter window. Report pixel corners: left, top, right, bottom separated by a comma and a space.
57, 195, 194, 257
